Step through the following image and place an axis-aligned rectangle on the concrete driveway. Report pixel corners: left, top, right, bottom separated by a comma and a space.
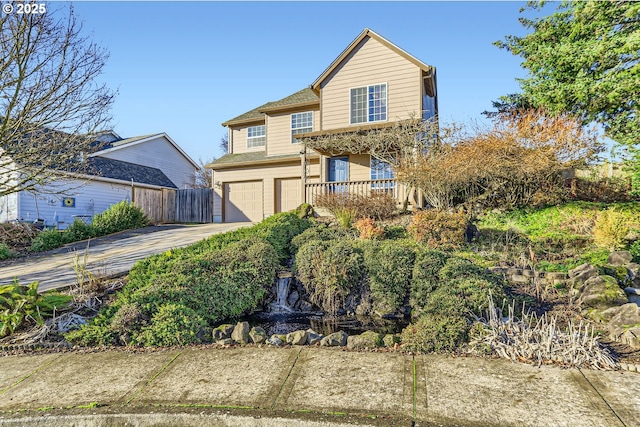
0, 223, 248, 291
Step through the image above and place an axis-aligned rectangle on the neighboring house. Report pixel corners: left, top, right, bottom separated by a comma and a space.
208, 28, 437, 223
0, 132, 199, 228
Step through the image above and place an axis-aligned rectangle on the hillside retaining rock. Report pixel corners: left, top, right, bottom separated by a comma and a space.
249, 327, 267, 344
320, 331, 348, 347
608, 251, 634, 266
212, 324, 234, 341
231, 322, 250, 344
578, 275, 629, 310
347, 331, 383, 350
286, 330, 308, 345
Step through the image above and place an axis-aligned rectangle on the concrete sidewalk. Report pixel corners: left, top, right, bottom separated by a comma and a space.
0, 223, 248, 291
0, 346, 637, 426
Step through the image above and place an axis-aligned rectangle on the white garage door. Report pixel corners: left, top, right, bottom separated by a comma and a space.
276, 178, 301, 213
224, 181, 263, 222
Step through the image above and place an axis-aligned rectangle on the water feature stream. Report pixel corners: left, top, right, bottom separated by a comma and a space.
242, 272, 408, 337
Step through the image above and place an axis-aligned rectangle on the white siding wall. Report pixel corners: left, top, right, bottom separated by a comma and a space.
0, 193, 18, 223
98, 136, 196, 189
17, 179, 132, 229
320, 36, 421, 130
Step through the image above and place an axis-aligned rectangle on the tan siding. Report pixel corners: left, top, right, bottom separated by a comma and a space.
349, 154, 371, 181
266, 108, 320, 157
320, 36, 421, 130
230, 125, 266, 155
212, 160, 320, 221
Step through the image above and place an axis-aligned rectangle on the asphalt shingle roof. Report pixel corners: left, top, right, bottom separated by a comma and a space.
86, 156, 177, 188
222, 88, 319, 126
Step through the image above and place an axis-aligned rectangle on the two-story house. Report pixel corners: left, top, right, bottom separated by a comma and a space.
208, 28, 437, 223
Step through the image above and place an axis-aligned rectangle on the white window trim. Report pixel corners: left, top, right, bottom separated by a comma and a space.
349, 82, 388, 125
247, 125, 266, 148
291, 111, 314, 144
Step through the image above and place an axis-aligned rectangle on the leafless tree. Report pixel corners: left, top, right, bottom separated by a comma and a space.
0, 3, 115, 196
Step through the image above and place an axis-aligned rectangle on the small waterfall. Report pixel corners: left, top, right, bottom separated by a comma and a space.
269, 273, 294, 313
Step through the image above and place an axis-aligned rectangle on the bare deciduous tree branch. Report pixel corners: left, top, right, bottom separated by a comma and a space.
0, 4, 115, 196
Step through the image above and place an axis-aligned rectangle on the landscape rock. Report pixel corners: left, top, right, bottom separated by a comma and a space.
618, 327, 640, 349
231, 321, 250, 344
608, 303, 640, 349
568, 263, 599, 287
628, 263, 640, 287
298, 300, 314, 312
286, 330, 308, 345
266, 335, 283, 346
249, 326, 267, 344
320, 331, 348, 347
347, 331, 383, 350
305, 329, 323, 345
287, 290, 300, 307
212, 324, 234, 341
578, 275, 628, 310
216, 338, 233, 346
607, 251, 633, 266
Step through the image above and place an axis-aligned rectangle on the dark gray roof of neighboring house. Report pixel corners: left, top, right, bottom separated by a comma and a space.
86, 156, 178, 188
100, 134, 158, 149
222, 88, 319, 126
207, 152, 303, 169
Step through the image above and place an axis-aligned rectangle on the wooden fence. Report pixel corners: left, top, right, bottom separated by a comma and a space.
132, 187, 214, 224
175, 188, 214, 223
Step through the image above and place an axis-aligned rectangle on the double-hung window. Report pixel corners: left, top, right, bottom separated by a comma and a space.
291, 111, 313, 143
247, 125, 266, 148
350, 83, 387, 124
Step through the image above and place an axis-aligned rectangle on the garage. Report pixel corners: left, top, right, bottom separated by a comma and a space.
275, 178, 301, 213
224, 181, 263, 222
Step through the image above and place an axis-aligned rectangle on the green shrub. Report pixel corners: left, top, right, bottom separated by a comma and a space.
30, 229, 68, 252
253, 212, 312, 262
401, 313, 468, 353
383, 225, 409, 240
363, 240, 415, 314
295, 239, 364, 314
0, 243, 13, 260
407, 209, 468, 249
65, 219, 95, 241
630, 240, 640, 262
410, 250, 451, 314
91, 201, 149, 236
291, 223, 350, 253
134, 303, 205, 347
67, 236, 280, 346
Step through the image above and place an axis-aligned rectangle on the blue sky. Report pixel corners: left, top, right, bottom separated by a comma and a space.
70, 1, 532, 163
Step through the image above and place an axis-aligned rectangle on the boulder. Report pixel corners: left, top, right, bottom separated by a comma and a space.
320, 331, 348, 347
298, 300, 314, 312
286, 330, 308, 345
306, 329, 323, 345
578, 275, 628, 310
249, 326, 267, 344
347, 331, 383, 350
607, 304, 640, 349
212, 324, 234, 341
266, 335, 284, 346
287, 290, 300, 307
231, 321, 250, 344
607, 251, 633, 266
568, 263, 599, 287
627, 263, 640, 288
216, 338, 233, 346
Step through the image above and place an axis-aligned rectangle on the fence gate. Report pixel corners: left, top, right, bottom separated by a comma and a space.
176, 188, 214, 223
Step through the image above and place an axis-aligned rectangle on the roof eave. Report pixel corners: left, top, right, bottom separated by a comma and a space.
258, 100, 320, 114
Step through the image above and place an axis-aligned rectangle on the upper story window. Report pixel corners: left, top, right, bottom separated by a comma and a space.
291, 111, 313, 143
247, 125, 266, 148
350, 83, 387, 124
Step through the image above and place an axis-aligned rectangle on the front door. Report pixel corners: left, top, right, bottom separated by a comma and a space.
328, 157, 349, 193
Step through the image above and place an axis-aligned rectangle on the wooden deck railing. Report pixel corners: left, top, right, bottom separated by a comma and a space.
305, 179, 404, 206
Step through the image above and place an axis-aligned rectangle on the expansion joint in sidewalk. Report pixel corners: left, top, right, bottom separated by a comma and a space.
123, 351, 183, 406
270, 347, 303, 410
0, 354, 63, 396
577, 367, 627, 427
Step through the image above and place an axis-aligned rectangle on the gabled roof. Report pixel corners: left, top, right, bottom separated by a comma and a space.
85, 156, 177, 188
311, 28, 434, 91
90, 133, 199, 169
222, 88, 319, 127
